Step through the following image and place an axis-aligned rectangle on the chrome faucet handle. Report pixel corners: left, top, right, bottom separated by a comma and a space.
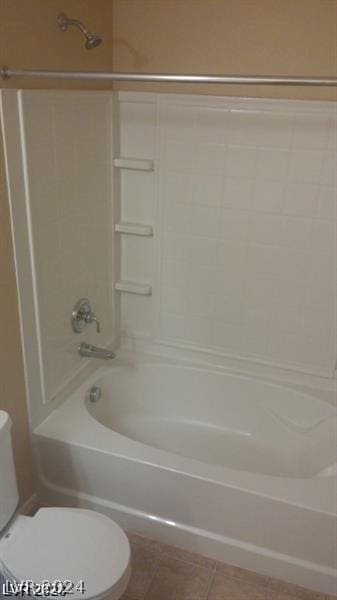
86, 312, 100, 333
71, 298, 101, 333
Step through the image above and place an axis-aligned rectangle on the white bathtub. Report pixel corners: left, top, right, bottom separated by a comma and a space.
34, 357, 337, 595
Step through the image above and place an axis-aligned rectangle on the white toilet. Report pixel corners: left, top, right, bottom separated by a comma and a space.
0, 411, 131, 600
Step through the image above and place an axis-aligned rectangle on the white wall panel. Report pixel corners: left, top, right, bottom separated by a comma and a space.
118, 92, 336, 377
19, 91, 114, 402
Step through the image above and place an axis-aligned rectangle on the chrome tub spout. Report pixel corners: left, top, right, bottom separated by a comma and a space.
79, 342, 115, 360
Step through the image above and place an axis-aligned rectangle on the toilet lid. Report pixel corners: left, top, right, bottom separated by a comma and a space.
1, 508, 130, 600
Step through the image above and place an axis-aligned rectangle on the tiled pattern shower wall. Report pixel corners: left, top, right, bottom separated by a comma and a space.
118, 92, 337, 377
19, 91, 114, 403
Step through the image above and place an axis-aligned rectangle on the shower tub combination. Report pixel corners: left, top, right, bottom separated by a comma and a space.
34, 357, 337, 595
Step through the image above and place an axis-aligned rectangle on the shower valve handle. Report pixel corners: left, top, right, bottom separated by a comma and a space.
85, 312, 100, 333
71, 298, 101, 334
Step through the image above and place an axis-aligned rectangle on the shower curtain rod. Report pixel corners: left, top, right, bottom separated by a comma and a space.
1, 67, 337, 86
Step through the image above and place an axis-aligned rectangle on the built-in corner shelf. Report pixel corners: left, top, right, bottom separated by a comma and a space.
115, 280, 152, 296
113, 157, 154, 171
115, 222, 154, 237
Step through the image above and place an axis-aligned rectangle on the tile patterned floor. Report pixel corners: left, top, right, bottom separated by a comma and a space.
122, 533, 336, 600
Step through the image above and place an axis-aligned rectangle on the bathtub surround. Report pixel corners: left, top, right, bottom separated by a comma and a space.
1, 87, 337, 594
118, 92, 337, 378
2, 89, 336, 422
21, 91, 114, 402
0, 90, 116, 426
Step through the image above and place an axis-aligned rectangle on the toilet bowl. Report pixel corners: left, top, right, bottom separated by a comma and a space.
0, 411, 131, 600
0, 507, 131, 600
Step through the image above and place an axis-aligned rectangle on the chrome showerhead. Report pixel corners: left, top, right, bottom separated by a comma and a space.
84, 32, 102, 50
57, 12, 103, 50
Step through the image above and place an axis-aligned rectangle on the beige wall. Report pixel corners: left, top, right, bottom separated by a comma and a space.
0, 0, 113, 504
113, 0, 337, 100
0, 0, 113, 90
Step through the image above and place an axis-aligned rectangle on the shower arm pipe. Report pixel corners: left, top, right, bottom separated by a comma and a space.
1, 67, 337, 86
58, 16, 89, 36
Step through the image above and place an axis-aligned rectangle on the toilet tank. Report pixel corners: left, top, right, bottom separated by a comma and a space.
0, 411, 19, 532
